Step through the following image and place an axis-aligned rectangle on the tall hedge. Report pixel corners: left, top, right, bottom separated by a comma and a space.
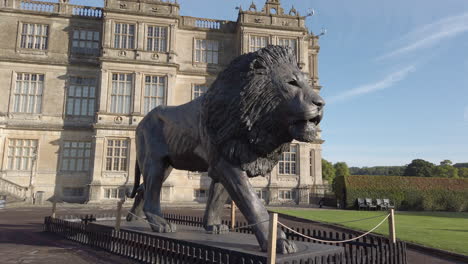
341, 175, 468, 212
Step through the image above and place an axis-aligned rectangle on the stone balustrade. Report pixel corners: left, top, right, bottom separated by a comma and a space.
0, 177, 27, 200
1, 0, 104, 18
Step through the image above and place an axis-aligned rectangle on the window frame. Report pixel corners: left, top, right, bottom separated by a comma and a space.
105, 139, 129, 172
193, 189, 207, 199
6, 139, 38, 171
11, 72, 45, 114
18, 22, 49, 51
142, 75, 167, 114
278, 144, 298, 175
103, 187, 126, 199
278, 189, 295, 200
194, 39, 220, 64
278, 37, 298, 56
249, 35, 269, 52
70, 29, 100, 56
146, 25, 168, 52
109, 72, 133, 114
192, 84, 208, 100
65, 76, 97, 118
60, 141, 92, 173
113, 22, 136, 50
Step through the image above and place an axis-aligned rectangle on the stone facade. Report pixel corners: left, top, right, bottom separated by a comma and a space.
0, 0, 324, 205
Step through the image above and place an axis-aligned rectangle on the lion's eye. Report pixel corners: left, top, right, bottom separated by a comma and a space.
288, 80, 300, 87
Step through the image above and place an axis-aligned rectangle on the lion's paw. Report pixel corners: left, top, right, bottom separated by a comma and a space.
205, 224, 229, 234
276, 238, 298, 254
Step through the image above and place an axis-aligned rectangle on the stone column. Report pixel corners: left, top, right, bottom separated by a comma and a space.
103, 20, 113, 49
98, 69, 109, 113
297, 142, 312, 205
87, 134, 105, 203
133, 72, 142, 114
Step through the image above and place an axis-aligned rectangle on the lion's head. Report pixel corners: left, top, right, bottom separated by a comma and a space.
202, 45, 324, 173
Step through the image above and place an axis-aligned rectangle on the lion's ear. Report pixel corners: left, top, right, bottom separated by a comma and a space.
250, 59, 268, 75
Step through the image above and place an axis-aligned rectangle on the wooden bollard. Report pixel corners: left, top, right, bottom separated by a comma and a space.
51, 201, 57, 218
388, 208, 396, 243
115, 200, 123, 232
267, 213, 278, 264
230, 200, 236, 229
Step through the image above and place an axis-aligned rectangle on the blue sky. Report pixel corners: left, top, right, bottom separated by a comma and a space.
68, 0, 468, 167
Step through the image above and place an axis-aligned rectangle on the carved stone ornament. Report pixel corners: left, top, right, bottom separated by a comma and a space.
114, 116, 123, 124
152, 53, 159, 60
249, 2, 257, 12
118, 50, 126, 57
119, 3, 127, 9
289, 6, 298, 16
254, 18, 263, 23
152, 7, 159, 12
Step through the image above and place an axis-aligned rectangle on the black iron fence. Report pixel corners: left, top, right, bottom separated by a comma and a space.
163, 213, 407, 264
44, 216, 344, 264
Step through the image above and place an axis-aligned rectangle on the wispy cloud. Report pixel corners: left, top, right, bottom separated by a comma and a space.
328, 65, 416, 104
377, 12, 468, 60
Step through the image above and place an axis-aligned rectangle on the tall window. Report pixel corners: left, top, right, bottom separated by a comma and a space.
20, 23, 49, 50
195, 39, 219, 64
71, 30, 100, 55
63, 187, 84, 197
61, 141, 92, 172
106, 139, 128, 171
278, 144, 298, 175
194, 189, 207, 199
110, 73, 132, 114
13, 73, 44, 114
143, 75, 166, 114
279, 190, 295, 200
66, 77, 96, 117
114, 23, 135, 49
192, 85, 208, 99
278, 38, 297, 55
256, 189, 268, 200
249, 36, 268, 52
104, 188, 125, 199
7, 139, 38, 170
147, 26, 167, 52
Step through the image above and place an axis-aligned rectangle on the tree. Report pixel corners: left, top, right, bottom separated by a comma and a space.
403, 159, 435, 177
433, 165, 458, 178
440, 160, 453, 166
322, 159, 336, 183
458, 168, 468, 178
334, 162, 350, 178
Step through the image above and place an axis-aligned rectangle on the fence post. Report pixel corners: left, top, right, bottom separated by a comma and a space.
51, 201, 57, 218
230, 200, 236, 229
388, 208, 396, 244
115, 200, 123, 232
267, 213, 278, 264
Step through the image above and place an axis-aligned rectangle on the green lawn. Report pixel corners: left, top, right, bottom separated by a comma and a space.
270, 209, 468, 255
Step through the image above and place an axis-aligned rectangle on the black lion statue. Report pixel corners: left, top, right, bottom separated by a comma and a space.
127, 45, 324, 254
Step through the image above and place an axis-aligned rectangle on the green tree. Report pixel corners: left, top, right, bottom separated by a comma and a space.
458, 168, 468, 178
334, 162, 350, 178
440, 160, 453, 166
322, 159, 336, 183
433, 165, 458, 178
404, 159, 435, 177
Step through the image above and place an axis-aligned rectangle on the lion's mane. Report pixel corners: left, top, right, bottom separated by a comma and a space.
202, 46, 298, 176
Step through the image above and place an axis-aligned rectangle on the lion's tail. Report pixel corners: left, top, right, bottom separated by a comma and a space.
128, 161, 141, 198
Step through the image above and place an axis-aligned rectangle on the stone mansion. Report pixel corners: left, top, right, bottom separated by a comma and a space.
0, 0, 324, 205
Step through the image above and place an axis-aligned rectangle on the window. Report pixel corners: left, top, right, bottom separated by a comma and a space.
194, 189, 207, 199
192, 84, 208, 100
195, 39, 219, 64
7, 139, 38, 170
104, 188, 125, 199
71, 29, 100, 55
279, 190, 295, 200
110, 73, 133, 114
66, 77, 96, 117
106, 139, 129, 171
13, 73, 44, 114
256, 189, 268, 200
278, 144, 298, 175
278, 38, 297, 55
143, 75, 166, 114
61, 141, 92, 172
147, 26, 167, 52
20, 23, 48, 50
63, 187, 84, 197
114, 23, 135, 49
249, 36, 268, 52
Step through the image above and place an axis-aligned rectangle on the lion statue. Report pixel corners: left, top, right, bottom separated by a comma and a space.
127, 45, 324, 254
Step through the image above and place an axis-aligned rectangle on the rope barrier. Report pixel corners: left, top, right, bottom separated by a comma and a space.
125, 210, 269, 234
277, 213, 390, 244
334, 213, 389, 224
